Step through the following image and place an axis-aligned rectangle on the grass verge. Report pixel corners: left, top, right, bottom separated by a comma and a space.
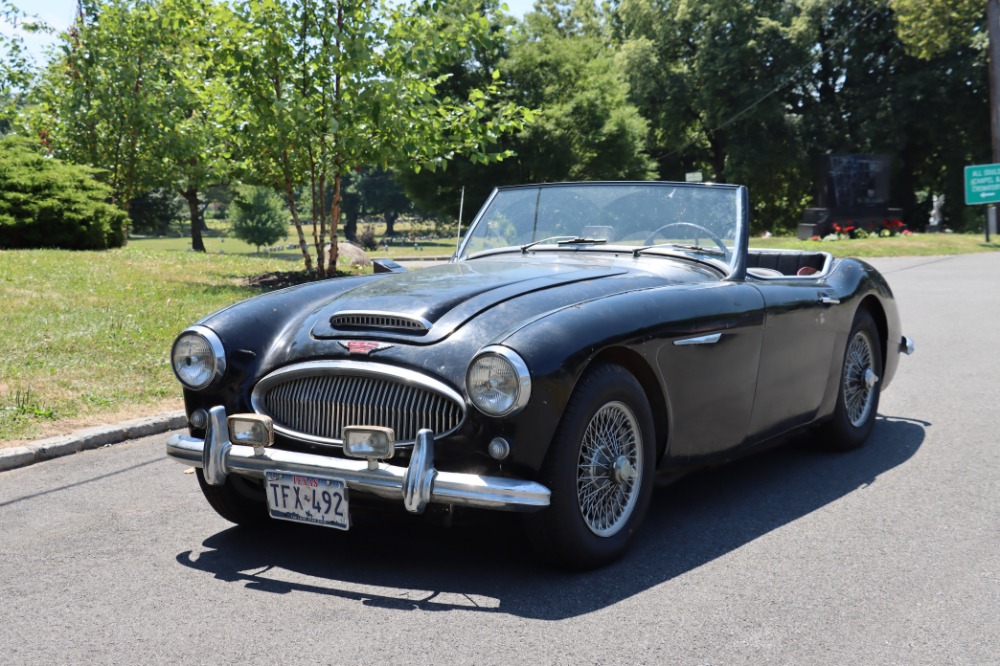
0, 247, 290, 446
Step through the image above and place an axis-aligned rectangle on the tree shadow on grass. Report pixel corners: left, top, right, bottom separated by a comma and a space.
175, 415, 924, 620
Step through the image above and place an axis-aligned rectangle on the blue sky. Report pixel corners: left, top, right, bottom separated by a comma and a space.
14, 0, 537, 63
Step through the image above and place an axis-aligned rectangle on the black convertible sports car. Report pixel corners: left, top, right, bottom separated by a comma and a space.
167, 181, 913, 569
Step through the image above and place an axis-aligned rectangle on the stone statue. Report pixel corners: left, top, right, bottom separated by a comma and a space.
929, 194, 945, 227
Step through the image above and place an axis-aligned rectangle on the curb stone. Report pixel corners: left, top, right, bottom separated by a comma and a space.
0, 410, 188, 473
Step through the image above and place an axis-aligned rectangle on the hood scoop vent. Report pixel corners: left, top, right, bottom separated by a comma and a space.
330, 311, 430, 335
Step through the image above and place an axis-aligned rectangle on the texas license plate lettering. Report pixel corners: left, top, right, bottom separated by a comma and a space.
264, 472, 350, 530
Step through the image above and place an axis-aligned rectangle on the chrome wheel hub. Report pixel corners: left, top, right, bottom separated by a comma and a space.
577, 401, 643, 537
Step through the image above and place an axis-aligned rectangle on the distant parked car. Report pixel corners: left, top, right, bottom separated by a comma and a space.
167, 181, 913, 569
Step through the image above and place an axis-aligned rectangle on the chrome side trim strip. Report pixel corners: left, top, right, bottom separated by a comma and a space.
673, 333, 722, 347
168, 406, 550, 513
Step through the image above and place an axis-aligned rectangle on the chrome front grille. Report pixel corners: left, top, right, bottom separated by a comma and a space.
330, 311, 429, 333
251, 361, 464, 447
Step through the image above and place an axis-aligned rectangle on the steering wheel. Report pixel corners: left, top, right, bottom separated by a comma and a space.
644, 222, 728, 256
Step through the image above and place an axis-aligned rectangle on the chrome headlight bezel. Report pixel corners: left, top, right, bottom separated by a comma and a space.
465, 346, 531, 417
171, 325, 226, 391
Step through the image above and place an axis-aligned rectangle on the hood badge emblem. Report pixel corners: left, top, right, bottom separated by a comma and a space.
340, 341, 394, 355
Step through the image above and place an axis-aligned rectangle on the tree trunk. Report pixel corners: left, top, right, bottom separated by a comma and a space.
280, 151, 313, 273
384, 210, 399, 236
181, 186, 206, 252
327, 172, 342, 277
344, 211, 359, 242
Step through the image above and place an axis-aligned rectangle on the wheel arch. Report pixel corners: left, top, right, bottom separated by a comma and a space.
579, 346, 670, 465
857, 294, 888, 374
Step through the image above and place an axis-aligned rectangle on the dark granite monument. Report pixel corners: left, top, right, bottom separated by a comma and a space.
797, 154, 904, 239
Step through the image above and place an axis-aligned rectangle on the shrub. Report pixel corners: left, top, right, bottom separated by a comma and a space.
227, 185, 288, 251
358, 224, 379, 251
0, 136, 128, 249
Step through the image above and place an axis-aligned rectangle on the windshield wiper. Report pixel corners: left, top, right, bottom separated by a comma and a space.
520, 236, 608, 253
632, 243, 727, 258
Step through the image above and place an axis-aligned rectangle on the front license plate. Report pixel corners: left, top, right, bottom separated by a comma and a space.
264, 471, 350, 530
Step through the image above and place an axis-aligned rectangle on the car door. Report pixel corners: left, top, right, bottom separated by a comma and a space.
745, 278, 842, 440
654, 281, 766, 459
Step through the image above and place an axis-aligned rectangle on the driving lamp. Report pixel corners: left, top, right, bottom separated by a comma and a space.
227, 414, 274, 448
343, 426, 396, 463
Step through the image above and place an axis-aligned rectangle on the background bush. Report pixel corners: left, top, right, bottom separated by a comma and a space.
0, 136, 128, 249
227, 185, 289, 252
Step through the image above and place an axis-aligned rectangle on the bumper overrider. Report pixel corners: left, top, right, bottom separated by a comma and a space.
166, 406, 551, 514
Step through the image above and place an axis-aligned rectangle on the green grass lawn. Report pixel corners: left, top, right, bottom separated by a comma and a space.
1, 231, 998, 445
0, 247, 290, 444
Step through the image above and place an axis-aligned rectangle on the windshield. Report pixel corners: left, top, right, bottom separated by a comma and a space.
457, 182, 745, 271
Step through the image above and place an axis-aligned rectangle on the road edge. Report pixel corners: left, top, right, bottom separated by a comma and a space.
0, 411, 188, 473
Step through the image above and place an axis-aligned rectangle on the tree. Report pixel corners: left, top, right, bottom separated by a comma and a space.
0, 135, 128, 249
337, 168, 414, 241
128, 189, 183, 235
29, 0, 232, 251
402, 0, 653, 220
356, 168, 413, 236
615, 0, 810, 232
792, 0, 988, 229
0, 1, 47, 131
228, 185, 289, 252
218, 0, 529, 276
889, 0, 985, 59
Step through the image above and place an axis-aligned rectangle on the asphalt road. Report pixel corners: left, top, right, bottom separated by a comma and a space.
1, 253, 998, 665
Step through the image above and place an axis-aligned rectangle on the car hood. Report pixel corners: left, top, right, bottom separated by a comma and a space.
310, 259, 637, 343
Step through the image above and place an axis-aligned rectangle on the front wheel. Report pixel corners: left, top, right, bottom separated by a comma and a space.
818, 309, 883, 451
525, 363, 656, 570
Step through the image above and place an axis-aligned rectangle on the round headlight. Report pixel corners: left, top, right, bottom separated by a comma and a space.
171, 326, 226, 390
466, 346, 531, 417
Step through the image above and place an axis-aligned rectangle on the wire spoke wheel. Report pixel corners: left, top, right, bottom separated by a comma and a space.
843, 329, 878, 428
817, 309, 883, 451
576, 401, 643, 537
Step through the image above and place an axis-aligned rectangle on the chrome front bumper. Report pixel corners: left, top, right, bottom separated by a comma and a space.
166, 406, 550, 514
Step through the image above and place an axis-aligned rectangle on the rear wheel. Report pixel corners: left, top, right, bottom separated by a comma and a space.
525, 363, 655, 570
196, 469, 270, 526
819, 309, 882, 451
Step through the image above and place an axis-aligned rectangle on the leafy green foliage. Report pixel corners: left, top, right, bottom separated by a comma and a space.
791, 0, 988, 231
216, 0, 530, 275
402, 0, 653, 219
0, 0, 48, 130
28, 0, 233, 251
128, 189, 184, 235
227, 185, 289, 251
0, 135, 128, 249
889, 0, 985, 58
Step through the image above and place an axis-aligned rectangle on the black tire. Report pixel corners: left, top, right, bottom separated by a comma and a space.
525, 363, 656, 570
196, 469, 270, 526
818, 309, 883, 451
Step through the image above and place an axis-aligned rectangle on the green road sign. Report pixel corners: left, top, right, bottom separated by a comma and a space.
965, 163, 1000, 205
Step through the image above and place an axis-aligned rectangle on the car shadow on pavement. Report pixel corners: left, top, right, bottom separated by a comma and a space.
175, 415, 924, 620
